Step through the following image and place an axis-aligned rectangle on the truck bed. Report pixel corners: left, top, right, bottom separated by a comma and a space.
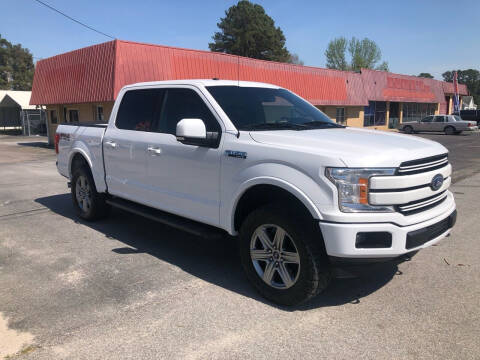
56, 123, 108, 193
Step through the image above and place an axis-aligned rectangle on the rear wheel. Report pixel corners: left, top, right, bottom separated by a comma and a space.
71, 166, 110, 220
444, 126, 455, 135
403, 125, 413, 134
239, 204, 331, 306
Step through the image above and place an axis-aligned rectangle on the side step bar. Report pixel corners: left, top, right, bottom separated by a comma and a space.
106, 197, 227, 240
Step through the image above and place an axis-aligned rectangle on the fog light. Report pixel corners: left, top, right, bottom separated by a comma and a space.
355, 232, 392, 248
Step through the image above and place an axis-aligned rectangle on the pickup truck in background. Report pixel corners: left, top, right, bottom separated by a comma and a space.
55, 80, 457, 305
456, 109, 480, 125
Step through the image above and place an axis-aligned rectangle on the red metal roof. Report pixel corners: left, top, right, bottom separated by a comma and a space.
30, 41, 116, 105
30, 40, 467, 108
31, 40, 367, 106
441, 81, 468, 95
113, 40, 367, 106
360, 68, 467, 103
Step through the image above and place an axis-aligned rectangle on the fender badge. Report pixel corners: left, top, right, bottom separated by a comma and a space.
225, 150, 247, 159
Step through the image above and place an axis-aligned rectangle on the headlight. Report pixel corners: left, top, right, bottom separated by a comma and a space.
325, 168, 396, 213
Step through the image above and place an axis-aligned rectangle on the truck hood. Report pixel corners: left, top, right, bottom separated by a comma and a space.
249, 127, 448, 167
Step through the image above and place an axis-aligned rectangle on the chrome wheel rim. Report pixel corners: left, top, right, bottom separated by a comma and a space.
75, 175, 92, 212
250, 224, 301, 290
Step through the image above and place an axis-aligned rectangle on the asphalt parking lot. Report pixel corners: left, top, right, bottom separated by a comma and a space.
0, 132, 479, 359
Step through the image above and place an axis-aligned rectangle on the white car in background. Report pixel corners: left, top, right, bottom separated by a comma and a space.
399, 114, 478, 135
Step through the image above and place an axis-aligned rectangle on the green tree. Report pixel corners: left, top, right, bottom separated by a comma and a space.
325, 37, 348, 70
325, 36, 388, 72
209, 0, 291, 62
0, 34, 34, 90
442, 69, 480, 105
288, 53, 304, 65
418, 72, 434, 79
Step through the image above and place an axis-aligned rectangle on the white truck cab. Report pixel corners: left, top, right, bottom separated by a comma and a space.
55, 80, 457, 305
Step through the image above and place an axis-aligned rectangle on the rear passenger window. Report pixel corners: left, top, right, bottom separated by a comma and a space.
116, 89, 165, 131
156, 88, 220, 135
434, 116, 445, 122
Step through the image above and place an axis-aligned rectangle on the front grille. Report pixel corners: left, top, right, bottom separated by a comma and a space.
397, 190, 448, 215
398, 153, 449, 175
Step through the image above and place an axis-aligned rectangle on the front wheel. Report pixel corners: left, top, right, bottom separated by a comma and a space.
239, 204, 331, 306
444, 126, 455, 135
403, 125, 413, 134
71, 166, 110, 221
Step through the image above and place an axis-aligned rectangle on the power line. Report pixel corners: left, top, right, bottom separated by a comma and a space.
31, 0, 115, 40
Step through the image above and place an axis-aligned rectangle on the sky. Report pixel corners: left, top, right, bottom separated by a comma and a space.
1, 0, 479, 79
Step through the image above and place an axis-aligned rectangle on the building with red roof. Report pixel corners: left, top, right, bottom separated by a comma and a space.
30, 40, 468, 143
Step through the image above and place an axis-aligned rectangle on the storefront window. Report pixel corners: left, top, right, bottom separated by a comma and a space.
363, 101, 386, 126
50, 110, 58, 124
402, 103, 436, 122
336, 108, 345, 124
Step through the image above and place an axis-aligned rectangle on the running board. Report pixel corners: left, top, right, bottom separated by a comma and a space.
106, 197, 227, 240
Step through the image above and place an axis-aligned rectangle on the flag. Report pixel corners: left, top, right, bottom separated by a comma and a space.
453, 71, 460, 113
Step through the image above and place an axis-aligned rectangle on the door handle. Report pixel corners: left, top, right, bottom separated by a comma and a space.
147, 146, 162, 155
105, 140, 117, 148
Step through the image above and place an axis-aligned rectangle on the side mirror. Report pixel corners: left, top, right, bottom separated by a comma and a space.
176, 118, 218, 147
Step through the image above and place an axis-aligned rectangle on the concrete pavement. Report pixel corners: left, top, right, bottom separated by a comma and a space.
0, 135, 479, 359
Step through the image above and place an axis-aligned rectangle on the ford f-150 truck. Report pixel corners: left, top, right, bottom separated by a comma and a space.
55, 80, 457, 305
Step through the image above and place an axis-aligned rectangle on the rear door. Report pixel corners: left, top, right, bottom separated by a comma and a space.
103, 88, 165, 203
432, 115, 445, 131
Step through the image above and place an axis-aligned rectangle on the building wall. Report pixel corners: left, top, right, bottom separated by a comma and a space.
46, 101, 114, 143
316, 106, 364, 127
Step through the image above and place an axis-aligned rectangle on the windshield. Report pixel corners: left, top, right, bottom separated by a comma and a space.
206, 86, 342, 131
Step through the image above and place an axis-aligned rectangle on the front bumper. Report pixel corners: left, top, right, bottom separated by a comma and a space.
319, 205, 457, 259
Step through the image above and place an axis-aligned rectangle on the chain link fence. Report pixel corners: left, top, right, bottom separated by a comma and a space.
21, 109, 47, 136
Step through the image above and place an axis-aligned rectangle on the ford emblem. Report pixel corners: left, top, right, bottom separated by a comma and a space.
430, 174, 444, 191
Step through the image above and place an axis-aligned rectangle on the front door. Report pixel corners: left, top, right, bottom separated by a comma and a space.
418, 115, 434, 131
143, 87, 223, 226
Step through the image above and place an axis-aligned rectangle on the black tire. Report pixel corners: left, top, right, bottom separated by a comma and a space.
71, 166, 110, 221
444, 126, 455, 135
238, 204, 331, 306
403, 125, 413, 134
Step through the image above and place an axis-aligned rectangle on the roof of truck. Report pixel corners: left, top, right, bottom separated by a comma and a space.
122, 79, 280, 89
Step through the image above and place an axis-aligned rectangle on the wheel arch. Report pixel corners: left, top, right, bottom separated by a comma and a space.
68, 148, 93, 178
230, 178, 323, 235
67, 144, 107, 193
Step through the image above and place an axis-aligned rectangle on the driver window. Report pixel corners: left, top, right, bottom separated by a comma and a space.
434, 116, 445, 122
156, 88, 220, 135
421, 116, 433, 123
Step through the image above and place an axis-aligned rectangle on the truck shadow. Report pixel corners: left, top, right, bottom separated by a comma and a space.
36, 193, 399, 311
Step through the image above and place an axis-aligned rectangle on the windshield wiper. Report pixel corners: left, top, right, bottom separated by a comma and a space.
302, 121, 345, 129
241, 122, 309, 131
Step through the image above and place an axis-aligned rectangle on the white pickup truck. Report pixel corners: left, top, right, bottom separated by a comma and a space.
56, 80, 457, 305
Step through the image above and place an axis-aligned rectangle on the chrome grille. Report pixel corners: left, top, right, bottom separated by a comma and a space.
398, 154, 449, 175
397, 191, 448, 215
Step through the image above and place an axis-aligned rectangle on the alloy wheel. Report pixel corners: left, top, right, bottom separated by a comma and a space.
75, 175, 92, 212
250, 224, 301, 289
